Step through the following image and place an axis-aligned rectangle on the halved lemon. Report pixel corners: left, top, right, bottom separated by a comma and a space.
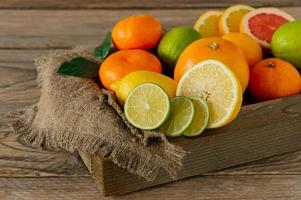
124, 83, 170, 130
193, 10, 223, 37
177, 60, 243, 128
218, 4, 254, 35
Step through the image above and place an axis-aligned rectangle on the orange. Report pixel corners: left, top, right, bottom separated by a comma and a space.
222, 32, 263, 67
249, 58, 301, 101
218, 4, 254, 35
112, 15, 162, 50
193, 10, 223, 37
174, 37, 249, 91
99, 49, 162, 90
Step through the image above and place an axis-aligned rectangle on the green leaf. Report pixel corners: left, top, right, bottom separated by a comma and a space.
93, 32, 113, 59
57, 57, 99, 78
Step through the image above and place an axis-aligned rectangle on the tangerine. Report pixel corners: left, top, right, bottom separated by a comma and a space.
112, 15, 162, 50
99, 49, 162, 90
249, 58, 301, 101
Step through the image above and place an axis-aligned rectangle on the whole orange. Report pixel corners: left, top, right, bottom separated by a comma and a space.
222, 32, 263, 67
112, 15, 162, 50
174, 37, 249, 91
99, 49, 162, 90
249, 58, 301, 101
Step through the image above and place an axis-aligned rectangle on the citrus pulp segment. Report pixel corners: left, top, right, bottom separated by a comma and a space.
240, 7, 295, 48
218, 4, 254, 35
193, 10, 223, 37
176, 60, 242, 128
182, 97, 209, 137
124, 83, 170, 130
159, 96, 195, 137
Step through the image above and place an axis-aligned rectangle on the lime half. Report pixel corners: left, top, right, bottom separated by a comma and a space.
182, 97, 209, 137
124, 83, 170, 130
159, 96, 195, 137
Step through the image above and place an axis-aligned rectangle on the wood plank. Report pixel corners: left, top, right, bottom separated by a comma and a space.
1, 175, 301, 199
0, 0, 300, 9
0, 7, 300, 49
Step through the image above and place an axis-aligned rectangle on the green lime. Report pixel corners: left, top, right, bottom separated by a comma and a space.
182, 97, 209, 137
159, 96, 195, 137
157, 26, 201, 68
124, 83, 170, 130
271, 20, 301, 69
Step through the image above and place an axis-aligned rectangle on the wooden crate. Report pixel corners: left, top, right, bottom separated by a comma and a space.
79, 94, 301, 196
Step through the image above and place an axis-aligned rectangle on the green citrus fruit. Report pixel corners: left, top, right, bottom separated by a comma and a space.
124, 83, 170, 130
157, 26, 201, 68
159, 96, 195, 137
271, 20, 301, 68
182, 97, 209, 137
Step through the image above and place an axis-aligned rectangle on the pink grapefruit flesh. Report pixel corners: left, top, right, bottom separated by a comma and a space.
240, 8, 295, 48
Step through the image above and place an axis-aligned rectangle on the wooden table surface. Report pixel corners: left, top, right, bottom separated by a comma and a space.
1, 1, 301, 199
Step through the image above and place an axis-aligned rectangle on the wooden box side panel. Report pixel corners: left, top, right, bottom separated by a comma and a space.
80, 95, 301, 196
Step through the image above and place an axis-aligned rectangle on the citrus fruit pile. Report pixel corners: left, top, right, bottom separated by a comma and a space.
95, 6, 301, 137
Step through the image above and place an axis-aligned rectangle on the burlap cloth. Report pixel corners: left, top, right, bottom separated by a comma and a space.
9, 46, 186, 181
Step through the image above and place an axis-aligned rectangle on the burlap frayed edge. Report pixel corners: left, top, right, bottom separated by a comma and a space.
9, 103, 186, 181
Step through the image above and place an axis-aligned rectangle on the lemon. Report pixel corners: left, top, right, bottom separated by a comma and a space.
177, 60, 242, 128
159, 96, 195, 137
124, 83, 170, 130
193, 10, 222, 37
111, 71, 177, 105
182, 97, 209, 137
157, 26, 201, 68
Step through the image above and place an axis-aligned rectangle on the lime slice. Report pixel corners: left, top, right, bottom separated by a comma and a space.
159, 96, 195, 137
124, 83, 170, 130
182, 97, 209, 137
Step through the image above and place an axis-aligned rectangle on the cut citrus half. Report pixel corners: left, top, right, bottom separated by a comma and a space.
177, 60, 243, 128
159, 96, 195, 137
240, 7, 295, 49
182, 97, 209, 137
124, 83, 170, 130
218, 4, 254, 35
193, 10, 223, 37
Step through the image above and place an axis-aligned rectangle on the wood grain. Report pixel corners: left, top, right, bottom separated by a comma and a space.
0, 49, 88, 177
0, 0, 300, 9
1, 175, 301, 200
0, 7, 300, 49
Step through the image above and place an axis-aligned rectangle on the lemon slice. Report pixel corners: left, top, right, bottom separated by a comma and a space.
124, 83, 170, 130
193, 10, 223, 37
218, 4, 254, 35
177, 60, 242, 128
182, 97, 209, 137
159, 96, 195, 137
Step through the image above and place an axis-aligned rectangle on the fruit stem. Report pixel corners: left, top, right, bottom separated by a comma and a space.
267, 62, 276, 68
208, 42, 219, 50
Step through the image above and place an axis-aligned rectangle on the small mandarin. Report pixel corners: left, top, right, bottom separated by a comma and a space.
99, 49, 162, 90
249, 58, 301, 101
112, 15, 162, 50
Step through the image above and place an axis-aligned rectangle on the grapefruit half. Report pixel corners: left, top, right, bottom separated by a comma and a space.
240, 7, 295, 49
